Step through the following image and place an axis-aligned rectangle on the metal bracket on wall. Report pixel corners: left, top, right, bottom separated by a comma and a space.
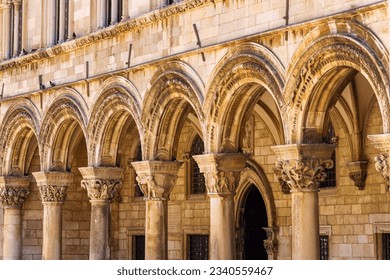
193, 23, 206, 62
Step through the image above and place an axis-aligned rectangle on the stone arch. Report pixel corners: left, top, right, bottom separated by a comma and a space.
39, 88, 88, 171
285, 20, 390, 143
142, 60, 205, 160
204, 42, 286, 153
0, 99, 41, 175
235, 160, 277, 230
88, 75, 142, 166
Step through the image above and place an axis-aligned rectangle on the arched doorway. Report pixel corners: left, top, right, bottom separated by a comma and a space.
242, 184, 268, 260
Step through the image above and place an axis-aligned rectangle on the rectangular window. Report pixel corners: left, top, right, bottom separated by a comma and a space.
188, 235, 208, 260
380, 233, 390, 260
319, 235, 329, 260
132, 235, 145, 260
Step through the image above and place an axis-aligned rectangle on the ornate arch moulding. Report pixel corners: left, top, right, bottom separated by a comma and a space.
272, 144, 335, 192
367, 134, 390, 191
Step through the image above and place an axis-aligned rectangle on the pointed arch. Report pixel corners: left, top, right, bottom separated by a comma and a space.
204, 42, 286, 153
0, 99, 41, 175
142, 60, 205, 160
88, 75, 142, 166
39, 88, 88, 171
284, 20, 390, 143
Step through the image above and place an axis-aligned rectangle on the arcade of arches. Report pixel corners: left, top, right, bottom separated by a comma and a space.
0, 0, 390, 260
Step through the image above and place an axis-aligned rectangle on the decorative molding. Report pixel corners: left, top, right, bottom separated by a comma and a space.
39, 185, 67, 203
203, 170, 240, 196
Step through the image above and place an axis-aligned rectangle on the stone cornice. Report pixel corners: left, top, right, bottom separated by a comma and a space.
367, 134, 390, 151
0, 1, 385, 74
32, 171, 74, 187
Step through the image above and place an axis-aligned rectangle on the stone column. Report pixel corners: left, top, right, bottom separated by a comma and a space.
272, 144, 335, 260
193, 154, 248, 260
97, 0, 107, 28
2, 1, 12, 59
111, 0, 118, 24
47, 0, 56, 45
131, 161, 182, 260
58, 0, 65, 43
32, 171, 73, 260
0, 176, 30, 260
367, 134, 390, 190
13, 0, 21, 56
78, 167, 123, 260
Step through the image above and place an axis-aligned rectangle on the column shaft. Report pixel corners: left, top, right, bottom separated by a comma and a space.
291, 190, 320, 259
145, 200, 168, 259
89, 200, 110, 259
2, 3, 11, 59
13, 2, 20, 56
47, 0, 56, 45
209, 195, 235, 259
42, 202, 62, 260
58, 0, 65, 43
3, 208, 22, 260
111, 0, 118, 24
97, 0, 106, 28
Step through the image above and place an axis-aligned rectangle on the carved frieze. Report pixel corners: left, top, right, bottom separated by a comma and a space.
203, 171, 240, 196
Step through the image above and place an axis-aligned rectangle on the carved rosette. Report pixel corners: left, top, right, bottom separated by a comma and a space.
81, 179, 121, 201
274, 159, 333, 192
39, 185, 68, 203
0, 186, 30, 208
374, 154, 390, 189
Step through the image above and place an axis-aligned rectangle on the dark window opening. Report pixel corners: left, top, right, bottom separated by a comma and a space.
382, 233, 390, 260
320, 235, 329, 260
190, 134, 205, 194
133, 235, 145, 260
188, 235, 208, 260
320, 121, 336, 188
134, 143, 143, 197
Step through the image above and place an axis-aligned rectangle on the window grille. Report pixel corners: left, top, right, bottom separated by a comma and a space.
188, 235, 208, 260
190, 135, 205, 194
382, 233, 390, 260
133, 235, 145, 260
319, 235, 329, 260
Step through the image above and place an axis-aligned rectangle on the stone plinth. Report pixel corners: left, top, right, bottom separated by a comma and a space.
32, 171, 73, 260
79, 167, 123, 260
272, 144, 335, 260
193, 153, 248, 260
131, 160, 182, 260
0, 176, 30, 260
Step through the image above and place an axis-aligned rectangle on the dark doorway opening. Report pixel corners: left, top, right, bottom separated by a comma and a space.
243, 185, 268, 260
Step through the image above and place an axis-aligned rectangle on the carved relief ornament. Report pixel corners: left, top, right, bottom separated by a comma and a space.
274, 159, 333, 191
39, 185, 68, 203
374, 154, 390, 189
135, 174, 177, 201
203, 171, 240, 196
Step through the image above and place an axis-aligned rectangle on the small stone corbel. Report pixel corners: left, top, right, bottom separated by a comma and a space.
347, 161, 368, 190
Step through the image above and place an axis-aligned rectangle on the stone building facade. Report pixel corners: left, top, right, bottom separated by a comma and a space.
0, 0, 390, 260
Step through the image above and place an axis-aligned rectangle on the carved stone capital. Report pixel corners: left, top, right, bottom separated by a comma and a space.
79, 167, 123, 201
373, 154, 390, 190
367, 134, 390, 189
192, 153, 248, 197
263, 227, 278, 259
32, 171, 73, 203
0, 176, 30, 208
272, 144, 335, 192
131, 161, 182, 201
39, 185, 68, 203
347, 161, 368, 190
